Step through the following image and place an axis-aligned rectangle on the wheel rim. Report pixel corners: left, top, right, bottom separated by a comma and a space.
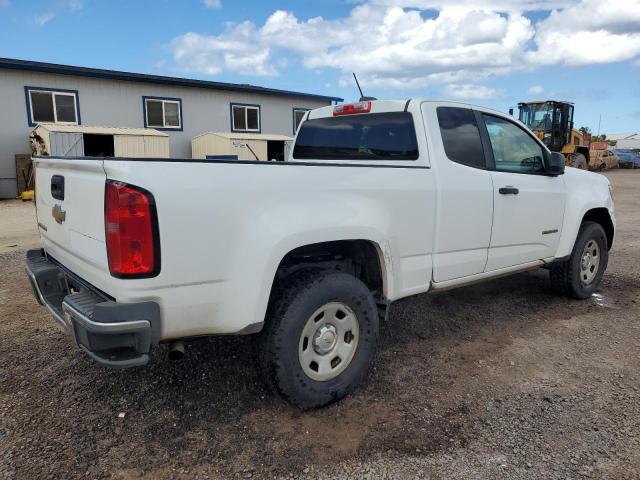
580, 239, 600, 285
298, 302, 359, 382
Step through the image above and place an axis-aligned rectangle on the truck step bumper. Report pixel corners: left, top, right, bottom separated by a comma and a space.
25, 249, 160, 369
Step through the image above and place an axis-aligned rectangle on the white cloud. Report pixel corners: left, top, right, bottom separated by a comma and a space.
34, 12, 55, 26
32, 0, 83, 26
65, 0, 82, 12
444, 83, 505, 99
168, 0, 640, 90
171, 4, 535, 83
203, 0, 221, 9
170, 28, 277, 76
527, 0, 640, 65
359, 0, 573, 11
528, 85, 544, 95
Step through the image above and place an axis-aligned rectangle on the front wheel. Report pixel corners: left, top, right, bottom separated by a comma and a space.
259, 270, 379, 409
550, 221, 609, 299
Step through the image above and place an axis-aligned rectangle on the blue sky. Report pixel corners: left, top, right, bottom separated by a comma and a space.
1, 0, 639, 134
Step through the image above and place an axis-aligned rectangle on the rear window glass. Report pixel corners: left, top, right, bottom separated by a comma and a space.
436, 106, 486, 169
292, 112, 419, 160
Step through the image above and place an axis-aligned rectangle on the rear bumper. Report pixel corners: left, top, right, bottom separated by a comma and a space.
25, 249, 160, 368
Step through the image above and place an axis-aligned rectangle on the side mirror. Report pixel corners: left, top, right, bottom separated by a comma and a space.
547, 152, 565, 175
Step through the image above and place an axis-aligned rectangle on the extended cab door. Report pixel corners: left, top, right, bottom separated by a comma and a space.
424, 103, 494, 282
478, 113, 566, 271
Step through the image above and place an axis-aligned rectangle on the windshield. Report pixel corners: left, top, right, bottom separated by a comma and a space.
292, 112, 419, 160
518, 103, 554, 132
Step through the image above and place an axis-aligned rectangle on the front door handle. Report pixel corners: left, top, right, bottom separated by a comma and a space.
499, 186, 519, 195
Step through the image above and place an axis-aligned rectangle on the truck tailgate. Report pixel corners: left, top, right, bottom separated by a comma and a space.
34, 157, 109, 286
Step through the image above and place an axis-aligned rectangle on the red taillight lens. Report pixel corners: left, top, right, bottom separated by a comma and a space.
333, 101, 372, 116
105, 180, 159, 278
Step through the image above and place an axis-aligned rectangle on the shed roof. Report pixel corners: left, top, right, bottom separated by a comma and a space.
193, 132, 293, 141
34, 123, 168, 137
0, 57, 343, 103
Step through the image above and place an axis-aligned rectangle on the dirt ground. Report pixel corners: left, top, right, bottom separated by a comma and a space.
1, 170, 639, 480
0, 199, 39, 254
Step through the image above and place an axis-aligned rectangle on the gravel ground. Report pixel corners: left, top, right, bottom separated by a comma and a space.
1, 169, 639, 480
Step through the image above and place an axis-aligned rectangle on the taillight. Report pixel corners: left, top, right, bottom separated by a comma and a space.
105, 180, 159, 278
333, 101, 372, 116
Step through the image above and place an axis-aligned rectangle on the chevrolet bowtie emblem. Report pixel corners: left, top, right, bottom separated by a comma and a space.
52, 204, 66, 224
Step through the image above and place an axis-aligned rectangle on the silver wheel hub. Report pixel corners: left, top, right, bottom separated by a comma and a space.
313, 324, 338, 355
580, 239, 600, 285
298, 302, 359, 382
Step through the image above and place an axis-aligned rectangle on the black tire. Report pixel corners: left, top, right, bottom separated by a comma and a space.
570, 153, 588, 170
259, 270, 379, 410
550, 221, 608, 299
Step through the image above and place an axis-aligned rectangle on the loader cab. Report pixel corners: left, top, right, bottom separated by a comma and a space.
518, 101, 574, 153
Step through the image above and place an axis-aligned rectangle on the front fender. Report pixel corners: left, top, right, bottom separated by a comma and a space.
555, 168, 614, 258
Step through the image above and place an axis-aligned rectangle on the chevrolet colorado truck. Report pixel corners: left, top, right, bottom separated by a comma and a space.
26, 100, 615, 409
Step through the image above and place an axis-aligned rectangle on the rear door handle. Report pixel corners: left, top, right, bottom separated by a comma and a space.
499, 186, 519, 195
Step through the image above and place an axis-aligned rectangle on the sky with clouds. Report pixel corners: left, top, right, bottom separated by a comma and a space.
0, 0, 639, 133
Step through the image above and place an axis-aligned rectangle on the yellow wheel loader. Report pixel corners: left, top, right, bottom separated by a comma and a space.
518, 101, 590, 169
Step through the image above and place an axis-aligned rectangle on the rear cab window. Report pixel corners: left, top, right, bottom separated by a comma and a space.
292, 112, 419, 161
436, 106, 486, 169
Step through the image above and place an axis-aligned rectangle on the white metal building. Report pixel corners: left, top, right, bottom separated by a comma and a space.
0, 57, 342, 198
607, 133, 640, 150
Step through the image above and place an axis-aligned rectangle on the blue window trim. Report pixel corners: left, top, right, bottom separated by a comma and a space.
230, 103, 261, 133
142, 96, 184, 131
292, 107, 310, 135
24, 86, 81, 127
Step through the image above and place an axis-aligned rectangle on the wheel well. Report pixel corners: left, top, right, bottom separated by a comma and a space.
274, 240, 385, 299
576, 146, 590, 160
582, 208, 614, 249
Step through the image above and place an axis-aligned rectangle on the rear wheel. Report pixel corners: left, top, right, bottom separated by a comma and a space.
570, 153, 588, 170
550, 221, 608, 299
259, 270, 379, 409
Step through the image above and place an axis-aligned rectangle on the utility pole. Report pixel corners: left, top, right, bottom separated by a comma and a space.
597, 114, 602, 137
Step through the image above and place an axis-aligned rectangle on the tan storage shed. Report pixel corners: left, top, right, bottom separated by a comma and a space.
30, 124, 170, 158
191, 132, 293, 161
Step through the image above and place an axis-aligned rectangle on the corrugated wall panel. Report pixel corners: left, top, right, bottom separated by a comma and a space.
114, 135, 169, 158
49, 132, 84, 156
143, 136, 170, 158
114, 136, 144, 157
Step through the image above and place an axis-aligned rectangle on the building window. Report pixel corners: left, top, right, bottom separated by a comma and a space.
143, 97, 182, 130
231, 104, 260, 132
25, 87, 80, 127
293, 108, 309, 134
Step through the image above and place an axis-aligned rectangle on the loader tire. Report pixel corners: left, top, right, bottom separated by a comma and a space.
570, 153, 588, 170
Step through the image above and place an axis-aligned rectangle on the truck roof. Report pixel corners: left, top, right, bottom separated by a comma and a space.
308, 99, 509, 119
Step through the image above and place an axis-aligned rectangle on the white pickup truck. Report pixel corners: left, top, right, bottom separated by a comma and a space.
26, 99, 615, 409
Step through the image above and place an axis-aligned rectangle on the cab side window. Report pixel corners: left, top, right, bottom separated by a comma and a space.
436, 107, 486, 169
482, 114, 545, 173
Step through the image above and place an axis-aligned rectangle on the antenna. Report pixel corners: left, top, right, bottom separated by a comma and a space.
353, 72, 364, 99
352, 72, 377, 102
